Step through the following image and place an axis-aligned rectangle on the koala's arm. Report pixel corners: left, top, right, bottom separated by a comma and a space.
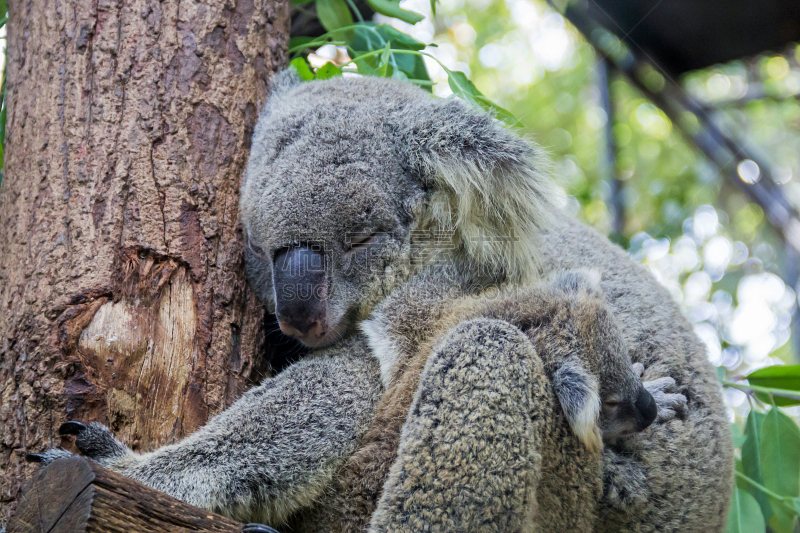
35, 339, 382, 526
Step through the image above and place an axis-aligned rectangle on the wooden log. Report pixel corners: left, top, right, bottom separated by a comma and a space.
7, 457, 260, 533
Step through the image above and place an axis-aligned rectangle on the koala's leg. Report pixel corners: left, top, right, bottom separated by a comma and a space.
369, 318, 552, 533
33, 345, 382, 527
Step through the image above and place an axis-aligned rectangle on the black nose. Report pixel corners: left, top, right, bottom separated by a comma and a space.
636, 388, 657, 430
273, 246, 327, 339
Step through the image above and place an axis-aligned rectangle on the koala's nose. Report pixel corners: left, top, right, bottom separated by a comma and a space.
273, 246, 328, 341
635, 388, 657, 430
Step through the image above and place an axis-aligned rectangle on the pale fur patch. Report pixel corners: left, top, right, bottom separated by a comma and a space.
570, 388, 603, 454
553, 360, 602, 453
418, 132, 560, 285
360, 315, 402, 387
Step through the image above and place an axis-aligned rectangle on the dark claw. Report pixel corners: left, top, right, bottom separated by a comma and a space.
242, 525, 280, 533
59, 421, 87, 436
25, 454, 45, 463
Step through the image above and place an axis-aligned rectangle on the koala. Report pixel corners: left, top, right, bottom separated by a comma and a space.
367, 269, 660, 532
30, 71, 732, 532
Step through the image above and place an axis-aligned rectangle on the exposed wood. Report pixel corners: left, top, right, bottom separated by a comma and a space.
7, 457, 248, 532
0, 0, 290, 523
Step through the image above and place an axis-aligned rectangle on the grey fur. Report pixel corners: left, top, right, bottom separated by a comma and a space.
34, 72, 732, 532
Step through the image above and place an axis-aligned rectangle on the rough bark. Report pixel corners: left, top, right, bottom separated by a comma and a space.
8, 457, 245, 532
0, 0, 289, 523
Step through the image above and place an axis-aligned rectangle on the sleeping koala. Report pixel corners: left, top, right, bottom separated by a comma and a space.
364, 268, 661, 532
29, 70, 731, 532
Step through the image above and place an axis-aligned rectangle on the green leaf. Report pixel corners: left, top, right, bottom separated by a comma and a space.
377, 42, 391, 77
760, 408, 800, 501
724, 488, 766, 533
292, 0, 316, 4
474, 95, 522, 127
748, 366, 800, 407
445, 70, 522, 127
347, 25, 431, 86
289, 36, 316, 51
768, 502, 799, 533
0, 0, 7, 18
430, 0, 436, 16
379, 25, 427, 50
743, 411, 772, 523
315, 61, 342, 80
316, 0, 354, 32
446, 69, 481, 98
364, 0, 424, 24
289, 57, 316, 81
352, 55, 379, 76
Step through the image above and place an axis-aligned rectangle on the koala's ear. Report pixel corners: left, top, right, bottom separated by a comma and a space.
549, 269, 604, 298
552, 357, 602, 453
404, 98, 561, 283
268, 67, 303, 98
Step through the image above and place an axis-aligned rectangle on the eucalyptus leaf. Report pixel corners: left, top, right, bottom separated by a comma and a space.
364, 0, 424, 24
446, 69, 481, 98
316, 61, 343, 80
289, 36, 316, 51
760, 408, 800, 501
768, 502, 798, 533
289, 57, 316, 81
748, 366, 800, 407
316, 0, 354, 33
379, 25, 427, 50
724, 488, 766, 533
377, 42, 391, 77
352, 55, 380, 76
743, 411, 772, 523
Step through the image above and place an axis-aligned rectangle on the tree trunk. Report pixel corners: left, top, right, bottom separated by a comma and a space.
0, 0, 289, 523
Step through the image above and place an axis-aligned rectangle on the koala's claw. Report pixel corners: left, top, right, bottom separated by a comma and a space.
62, 422, 130, 462
644, 376, 687, 423
241, 525, 280, 533
59, 421, 87, 436
25, 448, 75, 467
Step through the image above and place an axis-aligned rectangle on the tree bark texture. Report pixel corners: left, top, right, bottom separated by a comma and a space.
8, 457, 246, 532
0, 0, 290, 523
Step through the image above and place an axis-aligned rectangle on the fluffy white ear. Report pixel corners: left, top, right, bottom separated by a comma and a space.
405, 98, 561, 284
552, 357, 602, 453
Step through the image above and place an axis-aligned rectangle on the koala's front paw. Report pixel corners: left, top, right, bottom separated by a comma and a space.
601, 449, 649, 510
602, 464, 649, 510
643, 377, 687, 423
58, 421, 132, 465
25, 448, 76, 467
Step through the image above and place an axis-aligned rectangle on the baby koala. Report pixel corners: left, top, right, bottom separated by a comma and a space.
469, 270, 663, 452
365, 268, 681, 457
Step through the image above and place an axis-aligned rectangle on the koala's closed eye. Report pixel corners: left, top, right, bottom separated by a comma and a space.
345, 230, 385, 253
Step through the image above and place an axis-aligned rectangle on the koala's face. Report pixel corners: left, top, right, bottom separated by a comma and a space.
592, 312, 657, 442
241, 78, 427, 347
241, 72, 554, 347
